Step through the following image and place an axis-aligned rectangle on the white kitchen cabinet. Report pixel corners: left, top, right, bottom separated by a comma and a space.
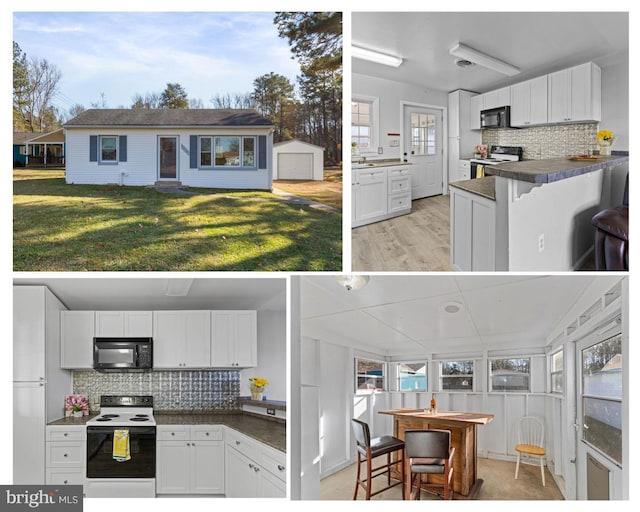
224, 428, 286, 498
458, 160, 471, 181
46, 426, 86, 487
510, 75, 548, 127
95, 311, 153, 337
153, 311, 211, 368
211, 310, 257, 368
60, 311, 95, 369
448, 90, 481, 185
482, 86, 511, 110
470, 94, 483, 130
353, 168, 387, 226
450, 186, 496, 271
387, 167, 411, 215
548, 62, 601, 124
156, 425, 224, 495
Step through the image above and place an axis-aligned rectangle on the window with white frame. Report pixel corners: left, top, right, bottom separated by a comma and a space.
355, 357, 385, 393
489, 357, 530, 392
351, 96, 378, 153
200, 136, 256, 168
440, 360, 474, 391
550, 349, 564, 394
100, 136, 117, 163
394, 361, 427, 392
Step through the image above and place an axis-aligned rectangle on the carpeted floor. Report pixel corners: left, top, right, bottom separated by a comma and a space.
320, 457, 565, 500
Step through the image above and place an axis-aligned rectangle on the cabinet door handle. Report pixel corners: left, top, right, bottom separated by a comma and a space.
205, 432, 210, 436
277, 465, 285, 471
63, 433, 68, 437
236, 440, 241, 445
63, 453, 68, 457
249, 463, 254, 469
254, 467, 260, 473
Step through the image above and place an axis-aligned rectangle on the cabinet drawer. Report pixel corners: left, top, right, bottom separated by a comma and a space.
356, 169, 386, 183
157, 425, 188, 441
261, 447, 286, 482
459, 160, 471, 169
388, 193, 411, 214
47, 427, 85, 442
46, 468, 85, 486
193, 425, 223, 441
46, 442, 84, 466
225, 429, 260, 460
388, 176, 410, 194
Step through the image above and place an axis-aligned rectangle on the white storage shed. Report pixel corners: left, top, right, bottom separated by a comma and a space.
273, 140, 324, 181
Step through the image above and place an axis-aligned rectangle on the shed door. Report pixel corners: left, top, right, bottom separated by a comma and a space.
278, 153, 313, 180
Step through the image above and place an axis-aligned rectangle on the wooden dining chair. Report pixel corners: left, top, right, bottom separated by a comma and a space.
404, 429, 455, 500
514, 416, 546, 486
351, 418, 405, 499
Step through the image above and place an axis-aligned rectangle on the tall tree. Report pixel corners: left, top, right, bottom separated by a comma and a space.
131, 92, 160, 109
210, 92, 256, 109
13, 43, 62, 132
159, 82, 189, 109
252, 73, 296, 142
274, 12, 342, 72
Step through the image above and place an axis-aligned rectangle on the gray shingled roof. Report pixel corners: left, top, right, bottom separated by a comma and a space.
64, 109, 273, 127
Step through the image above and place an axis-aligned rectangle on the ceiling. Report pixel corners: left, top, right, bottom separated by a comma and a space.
352, 12, 629, 93
13, 277, 286, 311
300, 275, 599, 357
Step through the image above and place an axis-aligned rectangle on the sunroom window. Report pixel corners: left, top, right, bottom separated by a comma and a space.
394, 361, 427, 392
550, 349, 564, 394
355, 358, 385, 393
440, 360, 474, 391
489, 357, 530, 392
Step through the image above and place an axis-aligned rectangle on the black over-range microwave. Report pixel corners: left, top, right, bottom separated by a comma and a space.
94, 337, 153, 371
480, 106, 510, 129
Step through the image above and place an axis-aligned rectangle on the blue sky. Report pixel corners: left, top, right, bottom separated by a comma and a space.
13, 11, 301, 115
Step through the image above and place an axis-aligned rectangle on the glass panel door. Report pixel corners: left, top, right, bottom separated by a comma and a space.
159, 136, 178, 179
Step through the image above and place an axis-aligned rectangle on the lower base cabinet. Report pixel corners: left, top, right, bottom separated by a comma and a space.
156, 425, 224, 495
45, 426, 86, 488
225, 429, 286, 498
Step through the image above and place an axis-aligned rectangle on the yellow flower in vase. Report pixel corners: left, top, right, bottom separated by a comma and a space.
597, 130, 615, 155
249, 377, 269, 400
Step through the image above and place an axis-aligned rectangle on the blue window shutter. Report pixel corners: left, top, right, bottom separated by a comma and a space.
119, 135, 127, 162
190, 135, 198, 168
89, 135, 97, 162
258, 135, 267, 169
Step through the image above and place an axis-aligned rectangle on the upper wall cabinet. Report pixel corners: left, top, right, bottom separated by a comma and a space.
482, 86, 511, 110
95, 311, 153, 337
153, 311, 211, 369
211, 311, 257, 368
510, 75, 548, 127
547, 62, 601, 124
60, 311, 95, 369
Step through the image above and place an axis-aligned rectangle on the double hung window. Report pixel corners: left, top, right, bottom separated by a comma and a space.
100, 136, 117, 163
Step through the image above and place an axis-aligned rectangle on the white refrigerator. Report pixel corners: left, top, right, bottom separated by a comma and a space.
13, 286, 71, 484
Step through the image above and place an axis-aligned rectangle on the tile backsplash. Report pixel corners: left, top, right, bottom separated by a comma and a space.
482, 122, 599, 160
73, 370, 241, 413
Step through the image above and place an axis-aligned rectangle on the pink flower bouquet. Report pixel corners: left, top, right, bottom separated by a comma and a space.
65, 394, 89, 416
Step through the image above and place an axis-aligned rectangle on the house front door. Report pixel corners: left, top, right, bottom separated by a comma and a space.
158, 136, 178, 180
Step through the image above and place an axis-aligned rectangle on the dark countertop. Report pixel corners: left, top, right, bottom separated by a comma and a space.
49, 411, 286, 453
238, 397, 286, 411
485, 154, 629, 183
449, 176, 496, 201
352, 159, 409, 169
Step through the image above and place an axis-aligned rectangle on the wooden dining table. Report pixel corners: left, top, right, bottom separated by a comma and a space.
379, 408, 494, 499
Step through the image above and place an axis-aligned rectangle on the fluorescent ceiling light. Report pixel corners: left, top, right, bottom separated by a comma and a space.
352, 45, 403, 67
449, 43, 520, 76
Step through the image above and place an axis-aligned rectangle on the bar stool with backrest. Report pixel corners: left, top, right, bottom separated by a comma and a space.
592, 173, 629, 270
404, 429, 455, 500
351, 418, 405, 500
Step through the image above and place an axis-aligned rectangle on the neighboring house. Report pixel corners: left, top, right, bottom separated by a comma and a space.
13, 129, 66, 167
273, 139, 324, 181
63, 109, 274, 189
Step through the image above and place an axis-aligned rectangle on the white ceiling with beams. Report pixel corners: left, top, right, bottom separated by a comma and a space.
13, 277, 287, 312
300, 275, 601, 357
352, 12, 629, 93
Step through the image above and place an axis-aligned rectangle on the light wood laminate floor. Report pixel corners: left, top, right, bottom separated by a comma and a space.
352, 195, 452, 272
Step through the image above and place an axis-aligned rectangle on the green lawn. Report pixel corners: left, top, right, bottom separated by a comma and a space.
13, 169, 342, 271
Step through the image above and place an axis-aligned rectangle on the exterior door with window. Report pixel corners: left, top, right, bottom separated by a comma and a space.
575, 327, 623, 499
403, 105, 443, 199
159, 136, 178, 180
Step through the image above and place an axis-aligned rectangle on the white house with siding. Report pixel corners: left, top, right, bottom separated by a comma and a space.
63, 109, 274, 189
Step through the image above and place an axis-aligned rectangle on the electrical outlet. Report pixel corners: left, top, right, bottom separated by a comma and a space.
538, 234, 545, 253
267, 408, 276, 416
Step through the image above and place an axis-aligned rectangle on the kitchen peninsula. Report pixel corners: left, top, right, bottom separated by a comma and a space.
379, 408, 494, 499
449, 153, 629, 271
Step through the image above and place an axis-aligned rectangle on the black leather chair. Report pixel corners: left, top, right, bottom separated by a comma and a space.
351, 418, 405, 500
404, 429, 455, 500
592, 174, 629, 270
